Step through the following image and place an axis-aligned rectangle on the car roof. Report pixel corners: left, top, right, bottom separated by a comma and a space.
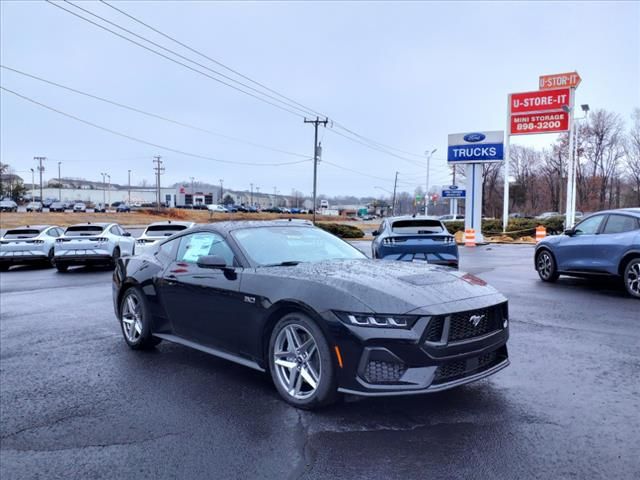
387, 215, 443, 223
146, 221, 195, 227
6, 225, 54, 232
190, 219, 315, 233
66, 222, 113, 227
586, 208, 640, 218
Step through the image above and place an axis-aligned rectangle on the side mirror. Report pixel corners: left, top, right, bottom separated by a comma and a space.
122, 232, 132, 237
563, 228, 575, 236
372, 230, 380, 236
197, 255, 228, 269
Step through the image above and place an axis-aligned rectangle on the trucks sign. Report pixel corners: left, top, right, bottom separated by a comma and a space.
447, 130, 504, 164
509, 88, 570, 114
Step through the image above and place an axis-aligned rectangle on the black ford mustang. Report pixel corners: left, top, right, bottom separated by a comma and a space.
113, 220, 510, 408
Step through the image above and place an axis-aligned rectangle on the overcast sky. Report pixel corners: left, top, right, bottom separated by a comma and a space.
1, 0, 639, 198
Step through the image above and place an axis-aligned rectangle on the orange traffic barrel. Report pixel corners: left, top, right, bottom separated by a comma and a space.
464, 229, 476, 247
535, 225, 546, 243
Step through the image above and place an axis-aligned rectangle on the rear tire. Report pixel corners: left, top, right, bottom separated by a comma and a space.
0, 264, 9, 272
47, 248, 55, 267
536, 249, 559, 282
623, 257, 640, 299
268, 312, 340, 409
119, 287, 161, 349
55, 263, 68, 273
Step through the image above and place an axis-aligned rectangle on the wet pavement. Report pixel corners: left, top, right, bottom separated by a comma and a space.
1, 244, 638, 479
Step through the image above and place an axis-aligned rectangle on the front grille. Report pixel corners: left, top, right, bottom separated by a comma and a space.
424, 304, 505, 344
363, 360, 407, 384
433, 349, 501, 384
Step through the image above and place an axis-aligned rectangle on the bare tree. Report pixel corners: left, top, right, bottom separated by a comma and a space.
581, 109, 626, 209
625, 108, 640, 205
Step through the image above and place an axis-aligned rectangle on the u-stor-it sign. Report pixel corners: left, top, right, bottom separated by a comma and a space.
447, 131, 504, 163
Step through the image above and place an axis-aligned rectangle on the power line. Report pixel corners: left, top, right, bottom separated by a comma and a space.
45, 0, 308, 119
1, 65, 309, 158
99, 0, 326, 120
49, 0, 435, 164
0, 86, 312, 168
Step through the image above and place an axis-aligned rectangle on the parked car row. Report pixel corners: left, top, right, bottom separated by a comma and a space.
0, 220, 193, 272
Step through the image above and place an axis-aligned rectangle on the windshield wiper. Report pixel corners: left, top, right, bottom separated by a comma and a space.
262, 260, 303, 267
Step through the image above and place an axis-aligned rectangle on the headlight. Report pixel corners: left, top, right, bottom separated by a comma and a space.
334, 311, 419, 329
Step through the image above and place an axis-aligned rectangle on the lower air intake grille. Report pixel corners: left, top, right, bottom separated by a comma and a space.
364, 360, 407, 384
433, 350, 500, 384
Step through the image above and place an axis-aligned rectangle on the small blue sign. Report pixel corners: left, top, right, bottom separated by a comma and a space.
447, 143, 504, 163
442, 189, 466, 198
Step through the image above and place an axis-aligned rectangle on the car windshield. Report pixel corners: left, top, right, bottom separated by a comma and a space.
391, 220, 445, 234
145, 225, 189, 237
3, 229, 41, 239
65, 226, 104, 235
232, 226, 366, 266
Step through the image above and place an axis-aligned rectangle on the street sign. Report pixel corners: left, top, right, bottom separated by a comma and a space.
510, 88, 570, 114
511, 111, 569, 135
539, 71, 581, 90
442, 189, 466, 198
447, 130, 504, 164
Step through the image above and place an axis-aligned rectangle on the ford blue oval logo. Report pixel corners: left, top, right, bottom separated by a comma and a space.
464, 133, 486, 143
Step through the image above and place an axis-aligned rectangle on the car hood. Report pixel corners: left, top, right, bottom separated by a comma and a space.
259, 259, 505, 315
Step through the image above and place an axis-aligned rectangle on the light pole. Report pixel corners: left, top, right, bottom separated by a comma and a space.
30, 168, 35, 197
57, 162, 62, 201
250, 183, 253, 207
219, 179, 224, 203
128, 170, 132, 205
425, 148, 437, 215
100, 172, 107, 206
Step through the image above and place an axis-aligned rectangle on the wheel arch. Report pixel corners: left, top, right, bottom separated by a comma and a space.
618, 250, 640, 276
534, 245, 557, 267
260, 300, 331, 368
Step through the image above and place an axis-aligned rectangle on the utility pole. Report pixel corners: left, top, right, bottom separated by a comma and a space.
101, 172, 107, 206
57, 162, 62, 201
153, 156, 164, 210
128, 170, 132, 205
424, 149, 437, 216
30, 168, 35, 196
304, 116, 328, 224
34, 156, 46, 202
250, 183, 254, 207
273, 186, 277, 207
219, 179, 224, 203
391, 171, 398, 216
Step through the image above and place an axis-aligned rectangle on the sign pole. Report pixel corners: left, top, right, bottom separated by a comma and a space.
502, 94, 511, 233
564, 87, 575, 229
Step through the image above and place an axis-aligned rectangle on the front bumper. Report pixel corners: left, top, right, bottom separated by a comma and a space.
324, 302, 509, 396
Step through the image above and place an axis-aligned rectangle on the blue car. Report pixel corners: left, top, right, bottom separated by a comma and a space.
372, 216, 459, 268
534, 208, 640, 298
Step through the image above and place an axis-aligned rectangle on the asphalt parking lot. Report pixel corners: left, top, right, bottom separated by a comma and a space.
1, 244, 638, 479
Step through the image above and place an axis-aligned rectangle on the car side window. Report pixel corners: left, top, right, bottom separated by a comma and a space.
574, 215, 604, 235
157, 238, 178, 262
46, 229, 59, 238
177, 232, 235, 266
109, 226, 121, 236
602, 215, 640, 234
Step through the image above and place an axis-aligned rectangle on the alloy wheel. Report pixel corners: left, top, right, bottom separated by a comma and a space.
121, 293, 143, 343
273, 324, 321, 400
626, 261, 640, 297
537, 251, 552, 279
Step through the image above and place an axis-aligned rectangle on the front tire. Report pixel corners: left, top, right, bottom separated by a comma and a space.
119, 287, 161, 349
536, 249, 559, 282
623, 258, 640, 299
268, 313, 339, 409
